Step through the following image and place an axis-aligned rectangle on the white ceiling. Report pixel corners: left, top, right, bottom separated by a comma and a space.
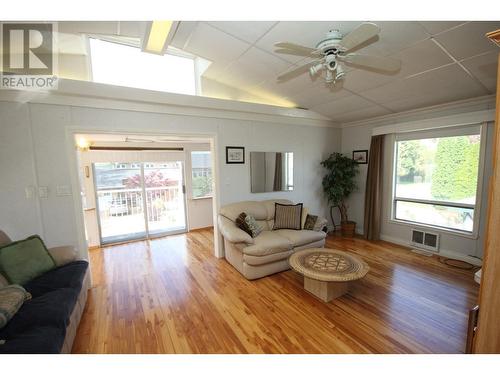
60, 21, 500, 123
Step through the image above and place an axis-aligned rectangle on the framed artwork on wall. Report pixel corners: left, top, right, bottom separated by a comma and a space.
353, 150, 368, 164
226, 146, 245, 164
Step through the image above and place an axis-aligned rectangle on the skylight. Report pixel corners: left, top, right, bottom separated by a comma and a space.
89, 38, 196, 95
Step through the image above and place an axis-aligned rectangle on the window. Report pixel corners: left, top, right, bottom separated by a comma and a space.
392, 126, 483, 234
89, 38, 196, 95
191, 151, 213, 198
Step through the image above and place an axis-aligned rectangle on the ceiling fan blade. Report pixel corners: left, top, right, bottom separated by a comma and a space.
275, 48, 318, 57
339, 22, 381, 51
338, 53, 401, 72
274, 42, 319, 55
277, 60, 321, 82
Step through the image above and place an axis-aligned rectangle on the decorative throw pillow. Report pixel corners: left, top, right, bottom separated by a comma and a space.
0, 285, 31, 329
0, 235, 56, 285
304, 214, 319, 230
244, 215, 263, 238
236, 212, 262, 238
236, 212, 251, 236
273, 203, 303, 230
301, 207, 309, 229
0, 273, 8, 288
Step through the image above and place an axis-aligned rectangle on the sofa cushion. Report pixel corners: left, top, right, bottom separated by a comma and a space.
245, 215, 263, 238
273, 203, 303, 230
274, 229, 326, 247
0, 287, 79, 336
218, 215, 253, 244
220, 199, 292, 222
304, 214, 318, 230
0, 273, 8, 288
220, 201, 269, 222
47, 245, 78, 267
0, 285, 31, 329
301, 207, 309, 229
23, 260, 88, 298
235, 213, 262, 238
263, 199, 293, 220
243, 249, 294, 266
0, 325, 65, 354
0, 235, 56, 285
241, 231, 292, 257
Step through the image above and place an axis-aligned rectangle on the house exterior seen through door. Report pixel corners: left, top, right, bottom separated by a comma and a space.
93, 161, 187, 244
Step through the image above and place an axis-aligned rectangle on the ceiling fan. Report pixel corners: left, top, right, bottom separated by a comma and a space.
275, 22, 401, 85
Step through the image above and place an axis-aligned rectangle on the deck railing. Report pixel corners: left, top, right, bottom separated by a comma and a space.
97, 186, 181, 221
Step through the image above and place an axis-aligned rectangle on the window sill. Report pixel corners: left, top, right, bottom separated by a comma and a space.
387, 218, 479, 240
191, 196, 213, 201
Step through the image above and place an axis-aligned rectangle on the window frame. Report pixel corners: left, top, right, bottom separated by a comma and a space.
389, 123, 488, 239
190, 150, 213, 200
86, 35, 199, 95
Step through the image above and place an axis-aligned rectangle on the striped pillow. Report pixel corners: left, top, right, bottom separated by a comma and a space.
273, 203, 303, 230
0, 285, 31, 329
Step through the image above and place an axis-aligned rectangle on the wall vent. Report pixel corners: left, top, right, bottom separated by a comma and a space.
410, 229, 440, 252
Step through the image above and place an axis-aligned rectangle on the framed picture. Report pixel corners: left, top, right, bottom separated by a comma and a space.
226, 146, 245, 164
353, 150, 368, 164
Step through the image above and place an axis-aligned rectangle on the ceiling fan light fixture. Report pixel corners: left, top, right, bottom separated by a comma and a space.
309, 63, 323, 77
325, 70, 335, 84
335, 64, 346, 81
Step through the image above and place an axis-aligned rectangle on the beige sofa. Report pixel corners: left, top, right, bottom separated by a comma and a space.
218, 199, 328, 280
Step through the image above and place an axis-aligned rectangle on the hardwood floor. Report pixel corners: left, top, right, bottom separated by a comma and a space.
72, 229, 479, 354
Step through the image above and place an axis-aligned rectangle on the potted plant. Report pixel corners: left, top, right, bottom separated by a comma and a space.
320, 152, 360, 237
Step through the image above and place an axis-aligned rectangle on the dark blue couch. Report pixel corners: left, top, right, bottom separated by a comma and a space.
0, 260, 89, 354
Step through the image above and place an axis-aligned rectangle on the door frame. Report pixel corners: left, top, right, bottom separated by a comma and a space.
66, 128, 222, 260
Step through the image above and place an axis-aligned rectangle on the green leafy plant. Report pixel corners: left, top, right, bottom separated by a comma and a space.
431, 136, 480, 200
321, 152, 360, 224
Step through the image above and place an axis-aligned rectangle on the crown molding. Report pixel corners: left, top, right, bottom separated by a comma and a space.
0, 79, 339, 129
341, 95, 496, 129
372, 109, 495, 136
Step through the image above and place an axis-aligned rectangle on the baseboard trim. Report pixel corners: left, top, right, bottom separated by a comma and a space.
189, 226, 214, 232
379, 234, 483, 266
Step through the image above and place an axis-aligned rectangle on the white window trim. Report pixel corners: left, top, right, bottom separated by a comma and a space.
189, 150, 213, 200
388, 122, 488, 239
85, 35, 198, 93
191, 195, 213, 201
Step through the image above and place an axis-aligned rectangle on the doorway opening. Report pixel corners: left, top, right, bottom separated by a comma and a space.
73, 132, 217, 249
94, 161, 187, 245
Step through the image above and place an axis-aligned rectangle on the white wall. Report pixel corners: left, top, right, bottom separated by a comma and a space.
0, 85, 340, 259
341, 97, 496, 264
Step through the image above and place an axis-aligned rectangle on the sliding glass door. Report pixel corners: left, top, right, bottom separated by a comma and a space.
94, 161, 186, 245
144, 162, 186, 236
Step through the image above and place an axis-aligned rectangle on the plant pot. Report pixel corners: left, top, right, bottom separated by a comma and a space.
341, 221, 356, 237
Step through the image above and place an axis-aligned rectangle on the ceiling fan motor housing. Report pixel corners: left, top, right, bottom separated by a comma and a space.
315, 29, 345, 55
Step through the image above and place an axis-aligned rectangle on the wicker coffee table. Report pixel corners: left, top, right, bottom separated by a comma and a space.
289, 248, 369, 302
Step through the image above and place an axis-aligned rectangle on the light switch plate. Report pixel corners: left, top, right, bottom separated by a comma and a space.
25, 186, 35, 199
38, 186, 49, 198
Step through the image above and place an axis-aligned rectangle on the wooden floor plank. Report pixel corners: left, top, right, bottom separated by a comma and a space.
72, 229, 478, 354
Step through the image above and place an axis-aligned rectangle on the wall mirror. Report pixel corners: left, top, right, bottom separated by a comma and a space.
250, 152, 294, 193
